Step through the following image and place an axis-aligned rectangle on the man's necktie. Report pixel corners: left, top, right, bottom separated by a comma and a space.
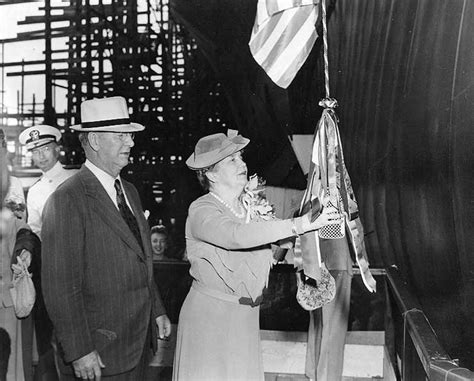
114, 179, 144, 252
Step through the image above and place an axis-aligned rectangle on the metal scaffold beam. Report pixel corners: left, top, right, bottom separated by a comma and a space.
1, 0, 236, 235
1, 0, 195, 133
1, 0, 234, 179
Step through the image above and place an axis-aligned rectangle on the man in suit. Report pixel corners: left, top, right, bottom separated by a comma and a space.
18, 124, 77, 381
42, 96, 171, 380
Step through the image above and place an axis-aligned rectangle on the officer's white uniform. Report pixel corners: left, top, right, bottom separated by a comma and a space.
27, 161, 77, 238
19, 125, 78, 238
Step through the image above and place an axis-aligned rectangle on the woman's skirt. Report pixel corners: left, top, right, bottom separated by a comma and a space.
172, 284, 263, 381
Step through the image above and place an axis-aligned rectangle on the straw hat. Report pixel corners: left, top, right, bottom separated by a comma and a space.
70, 96, 145, 132
19, 125, 62, 150
186, 130, 249, 170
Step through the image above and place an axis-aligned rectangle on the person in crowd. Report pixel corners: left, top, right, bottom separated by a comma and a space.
302, 153, 376, 381
19, 125, 78, 239
150, 225, 175, 262
0, 133, 40, 381
0, 129, 26, 221
18, 125, 77, 381
304, 215, 375, 380
150, 224, 191, 324
172, 131, 341, 381
41, 96, 171, 380
0, 132, 22, 381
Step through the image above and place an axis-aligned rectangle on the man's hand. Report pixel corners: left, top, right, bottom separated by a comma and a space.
72, 350, 105, 380
155, 314, 172, 340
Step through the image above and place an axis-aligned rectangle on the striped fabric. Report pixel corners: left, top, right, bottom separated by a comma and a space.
41, 167, 166, 375
249, 0, 320, 88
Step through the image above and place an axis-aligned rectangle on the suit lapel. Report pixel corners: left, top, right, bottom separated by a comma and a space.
78, 167, 146, 261
122, 180, 152, 259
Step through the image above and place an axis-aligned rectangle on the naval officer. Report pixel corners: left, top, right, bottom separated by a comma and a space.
19, 125, 78, 238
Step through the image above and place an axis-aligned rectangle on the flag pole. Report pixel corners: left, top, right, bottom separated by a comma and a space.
322, 0, 330, 99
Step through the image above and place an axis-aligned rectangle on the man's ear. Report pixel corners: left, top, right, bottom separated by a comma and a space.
87, 132, 101, 151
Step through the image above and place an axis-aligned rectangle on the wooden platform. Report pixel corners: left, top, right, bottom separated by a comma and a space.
150, 328, 397, 380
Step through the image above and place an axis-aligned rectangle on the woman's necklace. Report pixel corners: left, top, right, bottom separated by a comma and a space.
209, 192, 246, 219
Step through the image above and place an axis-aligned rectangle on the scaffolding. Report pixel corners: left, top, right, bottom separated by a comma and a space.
0, 0, 231, 162
0, 0, 234, 235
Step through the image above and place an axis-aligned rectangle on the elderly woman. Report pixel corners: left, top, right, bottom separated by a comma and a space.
172, 132, 341, 381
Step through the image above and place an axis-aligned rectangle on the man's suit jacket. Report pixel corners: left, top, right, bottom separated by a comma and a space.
41, 166, 165, 375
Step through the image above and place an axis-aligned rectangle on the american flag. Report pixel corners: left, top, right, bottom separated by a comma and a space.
249, 0, 320, 89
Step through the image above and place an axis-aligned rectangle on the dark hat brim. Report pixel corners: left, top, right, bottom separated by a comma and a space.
70, 122, 145, 132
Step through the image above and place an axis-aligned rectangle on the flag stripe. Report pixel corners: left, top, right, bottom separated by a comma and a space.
271, 32, 318, 88
262, 5, 316, 67
254, 0, 269, 27
266, 7, 318, 84
250, 5, 314, 67
249, 0, 319, 88
249, 9, 298, 64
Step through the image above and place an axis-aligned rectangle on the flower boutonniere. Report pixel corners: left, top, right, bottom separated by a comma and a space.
241, 174, 276, 223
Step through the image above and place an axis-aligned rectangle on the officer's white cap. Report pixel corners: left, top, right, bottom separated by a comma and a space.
19, 125, 62, 151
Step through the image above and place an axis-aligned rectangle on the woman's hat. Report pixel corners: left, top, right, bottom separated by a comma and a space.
186, 130, 249, 170
70, 96, 145, 132
19, 125, 62, 150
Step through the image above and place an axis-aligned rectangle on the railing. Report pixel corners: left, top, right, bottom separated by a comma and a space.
385, 266, 474, 380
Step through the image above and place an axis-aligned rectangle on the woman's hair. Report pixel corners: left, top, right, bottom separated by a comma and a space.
151, 224, 168, 237
195, 164, 216, 192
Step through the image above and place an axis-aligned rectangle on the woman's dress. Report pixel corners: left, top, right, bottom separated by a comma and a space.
172, 194, 294, 381
0, 211, 27, 381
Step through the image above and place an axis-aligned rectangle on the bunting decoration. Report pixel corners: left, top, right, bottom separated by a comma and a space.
295, 98, 376, 294
293, 0, 376, 300
249, 0, 320, 89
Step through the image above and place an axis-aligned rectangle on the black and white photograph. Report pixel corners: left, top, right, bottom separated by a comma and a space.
1, 0, 473, 380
